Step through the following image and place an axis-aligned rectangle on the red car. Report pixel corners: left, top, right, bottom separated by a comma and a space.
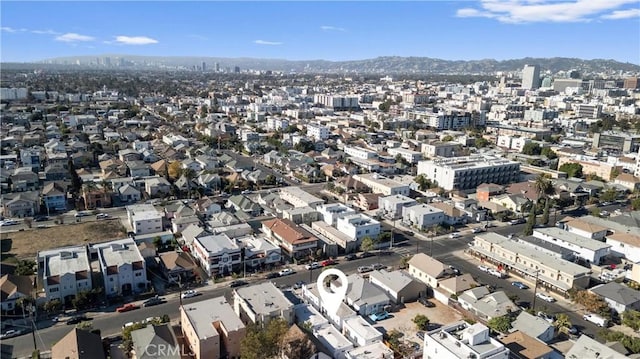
116, 304, 139, 313
321, 259, 337, 267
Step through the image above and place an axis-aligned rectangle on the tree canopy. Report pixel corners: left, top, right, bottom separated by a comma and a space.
521, 142, 541, 155
487, 315, 514, 333
558, 162, 583, 178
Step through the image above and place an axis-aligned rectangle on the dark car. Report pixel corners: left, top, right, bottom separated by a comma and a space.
66, 315, 89, 325
372, 263, 386, 270
33, 215, 48, 222
359, 252, 375, 259
418, 297, 435, 307
229, 280, 248, 288
344, 254, 357, 261
142, 296, 165, 307
404, 231, 414, 236
265, 272, 280, 279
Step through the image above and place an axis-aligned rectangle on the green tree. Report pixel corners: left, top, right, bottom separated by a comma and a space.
412, 314, 430, 331
487, 315, 514, 334
534, 174, 555, 226
622, 309, 640, 330
240, 318, 289, 359
152, 236, 163, 250
43, 299, 62, 314
559, 162, 583, 178
15, 259, 36, 275
523, 205, 536, 236
522, 142, 542, 155
68, 159, 83, 195
600, 188, 618, 203
632, 198, 640, 210
265, 175, 276, 185
553, 313, 572, 336
378, 100, 392, 113
442, 135, 454, 142
475, 137, 490, 148
541, 147, 557, 159
415, 174, 432, 191
360, 236, 376, 252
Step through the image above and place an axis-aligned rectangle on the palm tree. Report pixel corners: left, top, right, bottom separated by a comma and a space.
182, 168, 196, 198
534, 174, 555, 226
553, 313, 572, 336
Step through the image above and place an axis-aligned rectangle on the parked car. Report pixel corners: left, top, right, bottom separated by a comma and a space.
321, 259, 337, 267
116, 304, 139, 313
537, 312, 556, 323
478, 265, 489, 272
0, 220, 18, 226
74, 211, 91, 218
449, 232, 461, 239
66, 315, 89, 325
418, 297, 435, 308
265, 272, 280, 279
535, 292, 556, 303
368, 311, 390, 322
359, 252, 375, 259
142, 296, 165, 307
344, 254, 357, 261
181, 290, 199, 299
96, 213, 110, 220
568, 326, 579, 335
305, 262, 321, 270
449, 265, 461, 275
229, 280, 248, 288
510, 218, 526, 225
0, 329, 22, 339
512, 281, 529, 289
278, 268, 295, 276
372, 263, 386, 271
357, 266, 374, 274
472, 227, 485, 234
293, 281, 305, 289
34, 215, 48, 222
404, 231, 414, 236
489, 269, 506, 279
583, 313, 608, 327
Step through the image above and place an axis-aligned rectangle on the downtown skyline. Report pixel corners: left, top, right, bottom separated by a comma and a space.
1, 0, 639, 64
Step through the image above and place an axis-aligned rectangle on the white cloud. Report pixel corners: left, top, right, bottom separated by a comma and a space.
602, 8, 640, 19
254, 39, 283, 45
31, 29, 60, 35
455, 0, 639, 23
114, 36, 158, 45
55, 33, 95, 42
1, 27, 28, 33
320, 25, 346, 32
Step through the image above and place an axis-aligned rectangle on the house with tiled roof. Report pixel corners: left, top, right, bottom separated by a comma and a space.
565, 218, 609, 240
501, 331, 555, 359
261, 218, 318, 259
613, 173, 640, 191
51, 328, 106, 359
0, 274, 34, 311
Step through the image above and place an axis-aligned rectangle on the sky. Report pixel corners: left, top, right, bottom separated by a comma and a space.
1, 0, 639, 64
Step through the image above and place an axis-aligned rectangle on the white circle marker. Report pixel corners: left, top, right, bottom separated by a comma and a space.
316, 268, 349, 315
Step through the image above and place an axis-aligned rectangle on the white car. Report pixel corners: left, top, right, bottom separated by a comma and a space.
305, 262, 321, 270
0, 220, 18, 226
96, 213, 110, 219
181, 290, 198, 299
536, 292, 556, 303
449, 232, 461, 239
478, 265, 489, 272
278, 268, 295, 276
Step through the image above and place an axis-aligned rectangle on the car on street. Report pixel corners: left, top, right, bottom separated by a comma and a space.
0, 220, 18, 226
512, 281, 529, 290
293, 281, 305, 289
74, 211, 91, 218
583, 313, 608, 327
142, 296, 165, 307
34, 215, 48, 222
449, 232, 461, 238
368, 311, 390, 322
321, 259, 337, 267
181, 290, 199, 299
600, 210, 610, 217
96, 213, 110, 220
488, 269, 506, 278
537, 312, 556, 323
372, 263, 386, 270
305, 262, 321, 270
357, 266, 374, 274
66, 315, 89, 325
472, 227, 485, 234
229, 280, 248, 288
344, 254, 357, 261
509, 218, 526, 225
0, 329, 22, 339
116, 303, 139, 313
278, 268, 295, 276
449, 265, 461, 275
418, 297, 435, 307
359, 252, 375, 259
535, 292, 556, 303
265, 272, 280, 279
404, 231, 414, 236
568, 326, 579, 335
478, 265, 489, 272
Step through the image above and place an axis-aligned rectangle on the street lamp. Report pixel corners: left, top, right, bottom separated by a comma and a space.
531, 270, 540, 310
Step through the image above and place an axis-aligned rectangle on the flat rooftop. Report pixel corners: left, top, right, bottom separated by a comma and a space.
343, 316, 382, 341
427, 321, 505, 358
182, 296, 245, 340
355, 173, 407, 188
235, 282, 293, 316
94, 238, 143, 267
196, 233, 240, 254
534, 227, 612, 251
44, 246, 91, 277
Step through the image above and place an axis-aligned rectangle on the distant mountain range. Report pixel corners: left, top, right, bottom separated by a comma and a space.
15, 55, 640, 74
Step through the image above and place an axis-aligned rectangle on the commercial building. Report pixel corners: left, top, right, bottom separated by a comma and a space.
417, 156, 520, 191
422, 321, 509, 359
180, 296, 246, 359
191, 233, 241, 276
94, 238, 147, 296
522, 64, 541, 90
592, 132, 640, 153
39, 246, 92, 303
421, 141, 462, 158
353, 173, 410, 196
233, 282, 294, 325
575, 103, 602, 119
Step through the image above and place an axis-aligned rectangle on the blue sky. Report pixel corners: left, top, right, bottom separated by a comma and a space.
1, 1, 639, 64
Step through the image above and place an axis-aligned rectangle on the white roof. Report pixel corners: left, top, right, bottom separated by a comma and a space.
181, 296, 245, 340
342, 316, 382, 341
533, 227, 611, 251
44, 246, 91, 277
235, 282, 293, 316
195, 234, 240, 254
94, 238, 144, 267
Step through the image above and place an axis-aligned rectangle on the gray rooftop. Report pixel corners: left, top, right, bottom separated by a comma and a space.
510, 311, 553, 340
235, 282, 294, 316
427, 321, 507, 358
534, 227, 612, 251
369, 269, 420, 293
94, 238, 144, 267
181, 296, 245, 340
44, 246, 91, 277
591, 282, 640, 306
195, 233, 240, 254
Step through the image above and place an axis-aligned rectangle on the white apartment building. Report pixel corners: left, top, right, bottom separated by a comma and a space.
402, 204, 444, 230
344, 145, 379, 160
421, 142, 461, 158
192, 233, 241, 276
342, 317, 383, 347
126, 204, 163, 235
313, 94, 359, 110
40, 246, 93, 303
266, 117, 289, 132
317, 203, 356, 226
353, 173, 410, 196
279, 186, 324, 208
94, 238, 147, 296
575, 103, 602, 119
378, 194, 417, 219
497, 135, 531, 152
423, 322, 509, 359
387, 147, 423, 164
533, 227, 611, 265
336, 214, 381, 241
417, 156, 520, 191
162, 134, 189, 147
307, 123, 330, 141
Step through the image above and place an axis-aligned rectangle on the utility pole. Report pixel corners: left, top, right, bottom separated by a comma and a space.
531, 270, 540, 310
